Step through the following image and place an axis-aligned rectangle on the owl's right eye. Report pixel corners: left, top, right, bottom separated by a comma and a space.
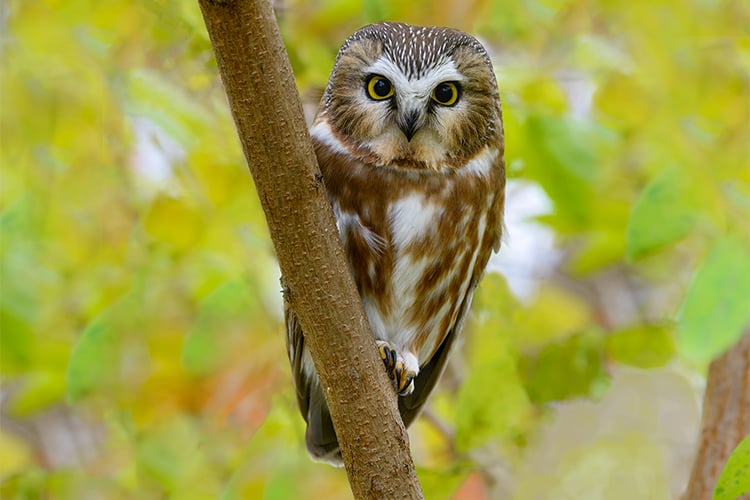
366, 75, 394, 100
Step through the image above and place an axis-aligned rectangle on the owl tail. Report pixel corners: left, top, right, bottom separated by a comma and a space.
305, 385, 344, 467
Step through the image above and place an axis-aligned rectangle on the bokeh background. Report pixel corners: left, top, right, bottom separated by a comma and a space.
1, 0, 749, 498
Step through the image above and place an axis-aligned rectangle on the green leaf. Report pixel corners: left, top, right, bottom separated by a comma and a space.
65, 293, 141, 401
66, 314, 118, 401
125, 69, 212, 148
181, 279, 254, 375
605, 324, 675, 369
626, 167, 698, 260
136, 418, 221, 497
362, 0, 389, 22
455, 353, 531, 452
8, 371, 67, 416
223, 403, 311, 500
678, 237, 750, 363
523, 115, 608, 226
0, 307, 33, 372
520, 330, 609, 404
713, 434, 750, 500
417, 465, 470, 500
569, 229, 626, 274
263, 472, 298, 500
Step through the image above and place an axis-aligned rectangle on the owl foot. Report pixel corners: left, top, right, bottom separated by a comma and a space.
376, 341, 417, 396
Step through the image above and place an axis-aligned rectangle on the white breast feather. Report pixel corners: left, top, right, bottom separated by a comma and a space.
389, 193, 441, 251
384, 194, 443, 356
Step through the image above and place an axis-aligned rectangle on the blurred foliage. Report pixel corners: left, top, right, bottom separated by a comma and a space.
714, 433, 750, 500
1, 0, 748, 498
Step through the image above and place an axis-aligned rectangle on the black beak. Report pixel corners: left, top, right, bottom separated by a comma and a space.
399, 110, 420, 142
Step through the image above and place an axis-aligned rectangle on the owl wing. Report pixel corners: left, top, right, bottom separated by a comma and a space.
285, 304, 308, 421
285, 304, 342, 464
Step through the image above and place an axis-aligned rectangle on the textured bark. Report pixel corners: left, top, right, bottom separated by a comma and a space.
683, 329, 750, 500
197, 0, 423, 498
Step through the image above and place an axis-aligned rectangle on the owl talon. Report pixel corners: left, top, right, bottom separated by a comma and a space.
395, 363, 416, 396
376, 341, 417, 396
378, 342, 396, 373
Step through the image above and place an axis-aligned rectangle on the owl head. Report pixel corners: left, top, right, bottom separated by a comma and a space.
318, 22, 502, 171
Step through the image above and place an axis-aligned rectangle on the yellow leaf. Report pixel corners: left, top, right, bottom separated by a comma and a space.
513, 285, 593, 351
0, 430, 32, 479
520, 77, 568, 115
595, 76, 652, 130
144, 195, 203, 250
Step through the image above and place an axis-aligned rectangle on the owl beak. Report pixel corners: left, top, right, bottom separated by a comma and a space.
398, 110, 421, 142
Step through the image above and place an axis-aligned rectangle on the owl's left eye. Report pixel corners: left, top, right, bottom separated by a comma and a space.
366, 75, 394, 100
432, 82, 459, 106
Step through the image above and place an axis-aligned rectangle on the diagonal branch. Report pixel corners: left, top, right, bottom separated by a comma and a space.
197, 0, 423, 497
683, 328, 750, 500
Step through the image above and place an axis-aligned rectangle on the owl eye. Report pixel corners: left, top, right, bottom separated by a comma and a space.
432, 82, 459, 106
366, 75, 394, 100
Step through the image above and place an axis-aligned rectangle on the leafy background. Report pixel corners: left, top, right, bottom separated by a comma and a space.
1, 0, 749, 498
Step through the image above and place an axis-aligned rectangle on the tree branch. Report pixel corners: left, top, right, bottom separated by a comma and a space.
683, 328, 750, 500
197, 0, 423, 497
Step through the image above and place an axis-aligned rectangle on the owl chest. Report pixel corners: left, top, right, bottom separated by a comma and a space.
335, 186, 486, 358
338, 191, 465, 292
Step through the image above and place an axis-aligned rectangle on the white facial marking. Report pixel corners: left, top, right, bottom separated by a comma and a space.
311, 119, 348, 155
460, 147, 498, 178
359, 57, 466, 167
365, 58, 463, 101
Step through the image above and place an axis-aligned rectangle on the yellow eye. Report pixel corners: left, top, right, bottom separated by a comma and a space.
366, 75, 394, 100
432, 82, 459, 106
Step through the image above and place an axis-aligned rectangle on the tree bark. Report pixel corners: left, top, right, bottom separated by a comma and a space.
197, 0, 423, 498
683, 328, 750, 500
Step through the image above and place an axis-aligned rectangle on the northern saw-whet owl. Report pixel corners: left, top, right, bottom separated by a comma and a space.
286, 22, 505, 466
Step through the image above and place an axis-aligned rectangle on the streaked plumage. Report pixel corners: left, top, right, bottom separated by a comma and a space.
285, 22, 506, 466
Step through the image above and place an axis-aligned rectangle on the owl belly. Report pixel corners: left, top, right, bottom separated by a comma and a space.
339, 189, 485, 369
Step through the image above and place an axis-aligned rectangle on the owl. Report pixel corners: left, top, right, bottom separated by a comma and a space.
286, 22, 505, 466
